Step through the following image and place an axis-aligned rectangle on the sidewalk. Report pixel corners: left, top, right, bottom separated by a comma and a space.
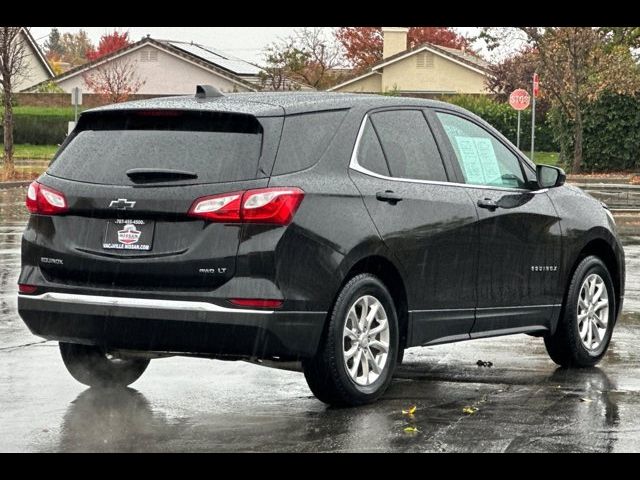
0, 180, 30, 190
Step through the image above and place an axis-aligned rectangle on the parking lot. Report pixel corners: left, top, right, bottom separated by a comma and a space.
2, 185, 640, 452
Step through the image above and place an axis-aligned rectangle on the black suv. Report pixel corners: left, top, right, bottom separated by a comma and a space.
18, 88, 625, 406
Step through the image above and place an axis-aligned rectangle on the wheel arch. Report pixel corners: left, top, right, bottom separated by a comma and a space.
336, 252, 410, 352
567, 236, 623, 319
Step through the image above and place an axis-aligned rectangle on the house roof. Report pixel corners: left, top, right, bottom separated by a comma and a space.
33, 37, 259, 92
160, 40, 262, 76
329, 42, 492, 92
21, 28, 54, 78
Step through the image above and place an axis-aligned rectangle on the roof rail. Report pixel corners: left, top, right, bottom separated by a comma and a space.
196, 85, 224, 99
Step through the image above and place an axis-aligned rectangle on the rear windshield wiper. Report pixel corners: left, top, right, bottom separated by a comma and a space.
126, 168, 198, 183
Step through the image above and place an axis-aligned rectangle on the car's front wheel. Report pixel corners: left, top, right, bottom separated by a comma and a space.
544, 256, 616, 367
303, 274, 399, 406
59, 342, 150, 388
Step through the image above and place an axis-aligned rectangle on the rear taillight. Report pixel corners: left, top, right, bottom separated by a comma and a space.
188, 187, 304, 225
26, 181, 68, 215
187, 191, 243, 222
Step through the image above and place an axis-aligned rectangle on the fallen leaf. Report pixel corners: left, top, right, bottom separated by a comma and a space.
402, 405, 417, 415
404, 426, 419, 433
463, 406, 479, 415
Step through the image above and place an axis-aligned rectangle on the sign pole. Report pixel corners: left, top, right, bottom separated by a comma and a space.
516, 110, 521, 149
531, 73, 538, 162
508, 88, 530, 151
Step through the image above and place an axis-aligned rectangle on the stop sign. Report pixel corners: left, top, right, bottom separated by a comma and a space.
509, 89, 530, 110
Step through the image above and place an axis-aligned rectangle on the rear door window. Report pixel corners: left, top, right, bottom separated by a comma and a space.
47, 111, 264, 185
369, 110, 448, 182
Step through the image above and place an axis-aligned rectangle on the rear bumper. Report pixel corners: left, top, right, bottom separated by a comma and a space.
18, 292, 326, 359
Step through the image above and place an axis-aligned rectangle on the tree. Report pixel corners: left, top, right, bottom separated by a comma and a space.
260, 28, 345, 90
259, 47, 306, 91
59, 30, 94, 67
83, 58, 145, 103
336, 27, 472, 73
0, 27, 30, 180
486, 47, 539, 101
86, 30, 132, 61
482, 27, 640, 173
43, 28, 64, 61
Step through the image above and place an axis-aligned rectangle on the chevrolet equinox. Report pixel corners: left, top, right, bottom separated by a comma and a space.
18, 88, 625, 406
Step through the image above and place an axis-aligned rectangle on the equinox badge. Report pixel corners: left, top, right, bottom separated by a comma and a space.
109, 198, 136, 210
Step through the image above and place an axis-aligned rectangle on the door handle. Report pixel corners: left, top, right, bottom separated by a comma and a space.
376, 190, 403, 205
477, 198, 498, 211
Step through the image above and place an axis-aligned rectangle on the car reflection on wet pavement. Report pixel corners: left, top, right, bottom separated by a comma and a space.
1, 185, 640, 452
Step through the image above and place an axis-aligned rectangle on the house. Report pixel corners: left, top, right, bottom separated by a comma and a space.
13, 28, 54, 92
28, 36, 310, 95
329, 27, 492, 95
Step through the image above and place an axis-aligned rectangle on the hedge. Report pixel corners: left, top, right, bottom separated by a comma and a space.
442, 94, 558, 152
0, 108, 76, 145
549, 92, 640, 172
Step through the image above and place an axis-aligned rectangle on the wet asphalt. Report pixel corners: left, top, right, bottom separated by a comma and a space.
1, 185, 640, 452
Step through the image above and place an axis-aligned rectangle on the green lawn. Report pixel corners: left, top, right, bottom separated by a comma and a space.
13, 106, 81, 117
2, 144, 59, 159
521, 151, 559, 166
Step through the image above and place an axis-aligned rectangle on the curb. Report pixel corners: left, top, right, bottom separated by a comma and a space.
0, 181, 30, 190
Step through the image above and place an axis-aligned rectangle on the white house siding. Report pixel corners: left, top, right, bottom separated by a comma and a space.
56, 45, 253, 95
15, 32, 52, 91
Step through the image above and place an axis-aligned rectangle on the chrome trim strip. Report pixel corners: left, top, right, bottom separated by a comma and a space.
476, 304, 561, 310
20, 292, 276, 315
349, 113, 548, 194
410, 304, 561, 313
409, 308, 474, 313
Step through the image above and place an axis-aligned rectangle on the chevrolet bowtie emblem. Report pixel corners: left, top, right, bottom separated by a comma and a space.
109, 198, 136, 210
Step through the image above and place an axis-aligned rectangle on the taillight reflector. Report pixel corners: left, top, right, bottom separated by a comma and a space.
229, 298, 283, 309
18, 284, 38, 294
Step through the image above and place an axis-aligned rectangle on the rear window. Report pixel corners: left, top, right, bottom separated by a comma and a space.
48, 111, 264, 185
272, 110, 347, 175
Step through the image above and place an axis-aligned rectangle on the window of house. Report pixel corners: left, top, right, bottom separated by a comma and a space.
140, 49, 158, 62
416, 52, 434, 69
436, 112, 526, 189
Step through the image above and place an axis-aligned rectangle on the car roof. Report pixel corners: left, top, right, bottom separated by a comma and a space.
85, 91, 459, 117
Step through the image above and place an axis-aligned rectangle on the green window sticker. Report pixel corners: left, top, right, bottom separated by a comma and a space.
454, 136, 502, 186
455, 136, 485, 184
473, 137, 501, 185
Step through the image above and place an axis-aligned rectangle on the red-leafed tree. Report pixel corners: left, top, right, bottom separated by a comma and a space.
83, 58, 145, 103
336, 27, 472, 73
86, 30, 132, 61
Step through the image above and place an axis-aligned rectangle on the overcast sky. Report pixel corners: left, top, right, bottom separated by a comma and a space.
29, 27, 487, 65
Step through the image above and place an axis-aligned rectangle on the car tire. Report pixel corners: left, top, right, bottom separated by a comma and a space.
59, 342, 150, 388
303, 274, 399, 406
544, 256, 616, 367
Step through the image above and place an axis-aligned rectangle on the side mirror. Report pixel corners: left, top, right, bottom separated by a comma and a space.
536, 164, 566, 189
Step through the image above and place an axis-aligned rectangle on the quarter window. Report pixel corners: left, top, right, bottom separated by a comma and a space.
357, 119, 390, 176
436, 112, 526, 189
369, 110, 448, 182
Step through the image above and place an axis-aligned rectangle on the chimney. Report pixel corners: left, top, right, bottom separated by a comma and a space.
382, 27, 409, 59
